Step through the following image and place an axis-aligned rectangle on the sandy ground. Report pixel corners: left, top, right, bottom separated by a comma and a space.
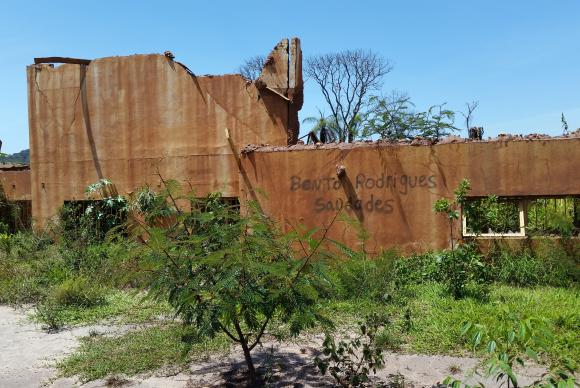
0, 305, 548, 387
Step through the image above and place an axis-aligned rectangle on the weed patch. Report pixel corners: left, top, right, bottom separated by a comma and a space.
58, 324, 229, 382
33, 291, 173, 327
50, 277, 107, 308
372, 284, 578, 365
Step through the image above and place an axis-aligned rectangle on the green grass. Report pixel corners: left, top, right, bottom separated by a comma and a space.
2, 231, 577, 381
406, 284, 579, 361
32, 290, 173, 327
57, 323, 230, 382
53, 284, 580, 382
325, 283, 580, 365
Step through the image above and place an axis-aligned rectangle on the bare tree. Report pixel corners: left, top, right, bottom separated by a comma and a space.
460, 100, 479, 133
305, 50, 392, 142
238, 55, 265, 81
561, 113, 569, 135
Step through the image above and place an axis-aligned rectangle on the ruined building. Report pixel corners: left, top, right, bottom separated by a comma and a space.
1, 38, 579, 252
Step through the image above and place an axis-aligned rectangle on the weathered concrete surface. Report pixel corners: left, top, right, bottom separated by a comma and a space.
27, 39, 303, 227
240, 138, 580, 253
0, 168, 31, 201
0, 306, 130, 388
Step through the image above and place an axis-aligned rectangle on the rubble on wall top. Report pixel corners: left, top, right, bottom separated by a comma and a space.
0, 163, 30, 171
241, 128, 580, 154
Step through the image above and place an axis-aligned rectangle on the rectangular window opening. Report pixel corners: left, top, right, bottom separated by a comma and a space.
0, 200, 32, 233
61, 199, 128, 239
526, 197, 579, 237
462, 196, 580, 238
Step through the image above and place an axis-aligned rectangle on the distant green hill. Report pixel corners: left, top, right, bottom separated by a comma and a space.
1, 149, 30, 164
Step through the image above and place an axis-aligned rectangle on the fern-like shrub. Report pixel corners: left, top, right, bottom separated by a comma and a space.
123, 178, 334, 385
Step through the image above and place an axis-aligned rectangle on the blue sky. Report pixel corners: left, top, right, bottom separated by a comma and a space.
1, 0, 579, 153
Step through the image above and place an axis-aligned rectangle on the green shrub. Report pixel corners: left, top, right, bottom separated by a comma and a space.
34, 277, 108, 328
35, 299, 65, 332
0, 275, 48, 304
483, 243, 578, 287
123, 183, 334, 385
450, 307, 577, 387
0, 238, 66, 304
56, 236, 141, 289
392, 251, 442, 286
438, 244, 487, 299
375, 325, 404, 351
58, 180, 128, 247
330, 250, 397, 301
50, 277, 107, 308
314, 314, 387, 387
392, 245, 488, 299
464, 195, 520, 234
7, 231, 53, 260
0, 232, 13, 255
492, 251, 544, 286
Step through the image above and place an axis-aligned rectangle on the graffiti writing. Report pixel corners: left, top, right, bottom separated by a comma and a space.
290, 172, 437, 215
314, 195, 394, 214
290, 173, 436, 195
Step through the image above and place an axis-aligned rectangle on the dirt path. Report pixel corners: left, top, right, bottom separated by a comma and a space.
0, 306, 547, 387
0, 306, 130, 388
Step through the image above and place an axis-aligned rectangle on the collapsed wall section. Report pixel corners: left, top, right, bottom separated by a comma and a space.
27, 39, 303, 226
239, 138, 580, 253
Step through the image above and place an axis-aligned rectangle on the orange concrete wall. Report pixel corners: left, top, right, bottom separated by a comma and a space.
27, 39, 302, 226
0, 169, 31, 201
240, 138, 580, 253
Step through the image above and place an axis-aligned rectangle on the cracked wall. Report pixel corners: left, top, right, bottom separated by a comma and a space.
27, 39, 302, 226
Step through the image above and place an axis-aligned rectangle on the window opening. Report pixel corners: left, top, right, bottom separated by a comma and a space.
462, 196, 524, 237
0, 200, 31, 233
462, 196, 579, 238
61, 199, 128, 241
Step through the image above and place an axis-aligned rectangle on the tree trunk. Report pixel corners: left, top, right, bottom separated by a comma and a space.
240, 338, 257, 386
234, 320, 257, 386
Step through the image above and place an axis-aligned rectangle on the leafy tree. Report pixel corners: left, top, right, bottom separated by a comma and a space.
305, 50, 392, 142
433, 179, 471, 253
416, 103, 457, 140
124, 178, 334, 385
360, 93, 416, 140
301, 110, 342, 144
433, 180, 484, 299
362, 94, 458, 141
